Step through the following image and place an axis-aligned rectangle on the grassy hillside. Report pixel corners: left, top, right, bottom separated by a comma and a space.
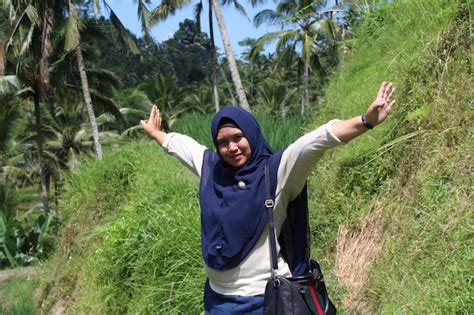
36, 0, 472, 313
37, 144, 206, 313
309, 0, 472, 313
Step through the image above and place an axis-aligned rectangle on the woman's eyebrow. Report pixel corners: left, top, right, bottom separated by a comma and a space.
217, 131, 243, 141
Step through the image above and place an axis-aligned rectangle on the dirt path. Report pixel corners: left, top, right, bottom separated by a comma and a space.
0, 266, 42, 283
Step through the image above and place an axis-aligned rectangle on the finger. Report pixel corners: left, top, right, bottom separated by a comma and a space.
148, 105, 155, 122
157, 111, 162, 129
388, 99, 396, 109
383, 82, 393, 99
387, 87, 395, 101
140, 119, 146, 128
384, 100, 396, 114
377, 81, 387, 98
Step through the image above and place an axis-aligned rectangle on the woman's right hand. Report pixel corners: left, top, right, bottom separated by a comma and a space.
140, 105, 167, 145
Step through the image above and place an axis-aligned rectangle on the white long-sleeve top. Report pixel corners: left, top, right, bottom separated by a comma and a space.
161, 120, 344, 296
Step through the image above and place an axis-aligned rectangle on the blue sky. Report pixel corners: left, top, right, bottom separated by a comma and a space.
107, 0, 278, 58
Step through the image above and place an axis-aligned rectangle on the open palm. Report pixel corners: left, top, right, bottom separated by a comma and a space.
365, 81, 396, 126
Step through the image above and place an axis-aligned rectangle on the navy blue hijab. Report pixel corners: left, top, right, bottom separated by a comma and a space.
199, 106, 283, 270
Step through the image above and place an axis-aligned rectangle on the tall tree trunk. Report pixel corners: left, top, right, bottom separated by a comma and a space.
33, 84, 49, 215
75, 46, 103, 159
34, 5, 54, 215
0, 42, 4, 76
302, 58, 309, 116
211, 0, 250, 111
209, 0, 219, 112
67, 0, 103, 159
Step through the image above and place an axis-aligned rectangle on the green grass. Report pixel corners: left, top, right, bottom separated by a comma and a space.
308, 0, 473, 313
0, 276, 38, 315
38, 143, 205, 314
37, 0, 472, 313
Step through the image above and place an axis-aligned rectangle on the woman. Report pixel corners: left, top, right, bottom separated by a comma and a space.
141, 82, 396, 313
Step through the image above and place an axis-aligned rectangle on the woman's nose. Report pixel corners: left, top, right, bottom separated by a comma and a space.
228, 142, 238, 152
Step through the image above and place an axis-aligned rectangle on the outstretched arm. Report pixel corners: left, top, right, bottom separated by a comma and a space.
140, 105, 167, 145
331, 81, 396, 143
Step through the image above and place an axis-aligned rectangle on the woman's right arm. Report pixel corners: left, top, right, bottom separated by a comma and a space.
141, 105, 206, 176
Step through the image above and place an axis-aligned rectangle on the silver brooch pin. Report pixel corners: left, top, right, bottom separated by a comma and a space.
238, 181, 246, 189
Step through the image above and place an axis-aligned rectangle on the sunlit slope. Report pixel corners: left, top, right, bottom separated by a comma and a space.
38, 144, 206, 313
309, 0, 472, 313
37, 0, 472, 314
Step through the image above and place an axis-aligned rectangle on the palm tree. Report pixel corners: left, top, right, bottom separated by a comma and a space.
65, 0, 103, 159
211, 0, 251, 111
152, 0, 251, 111
64, 0, 151, 159
254, 0, 337, 115
3, 0, 57, 214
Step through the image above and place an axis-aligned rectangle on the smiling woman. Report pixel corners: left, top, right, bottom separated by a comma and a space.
140, 81, 396, 314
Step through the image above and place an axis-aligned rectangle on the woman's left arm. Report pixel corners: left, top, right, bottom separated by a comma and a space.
331, 81, 396, 143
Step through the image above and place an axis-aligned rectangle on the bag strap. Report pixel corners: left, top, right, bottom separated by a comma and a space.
265, 163, 334, 315
264, 162, 279, 277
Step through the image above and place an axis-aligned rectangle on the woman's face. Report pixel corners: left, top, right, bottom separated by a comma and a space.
216, 126, 252, 168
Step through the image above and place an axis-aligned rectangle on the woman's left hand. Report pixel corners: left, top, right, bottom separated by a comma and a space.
364, 81, 396, 127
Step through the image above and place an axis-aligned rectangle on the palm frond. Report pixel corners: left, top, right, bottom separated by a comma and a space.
1, 165, 33, 185
274, 29, 298, 51
0, 75, 21, 95
64, 3, 80, 51
223, 0, 248, 19
256, 30, 294, 48
248, 41, 265, 64
25, 3, 40, 26
310, 19, 337, 41
150, 0, 192, 22
120, 124, 144, 138
254, 9, 285, 27
274, 43, 298, 68
137, 0, 152, 35
6, 3, 37, 51
96, 112, 115, 125
19, 23, 34, 56
302, 31, 316, 61
85, 68, 121, 92
107, 5, 140, 54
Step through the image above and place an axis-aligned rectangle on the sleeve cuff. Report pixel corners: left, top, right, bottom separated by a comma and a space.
161, 132, 178, 150
326, 119, 347, 145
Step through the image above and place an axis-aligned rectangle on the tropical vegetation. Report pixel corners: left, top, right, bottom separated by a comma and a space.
0, 0, 472, 314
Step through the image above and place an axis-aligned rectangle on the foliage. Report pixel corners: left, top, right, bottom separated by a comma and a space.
93, 18, 212, 88
0, 274, 38, 314
37, 143, 205, 313
2, 0, 472, 314
0, 95, 59, 268
253, 0, 339, 114
307, 0, 472, 313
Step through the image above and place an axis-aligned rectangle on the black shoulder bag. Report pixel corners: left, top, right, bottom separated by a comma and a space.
263, 164, 337, 315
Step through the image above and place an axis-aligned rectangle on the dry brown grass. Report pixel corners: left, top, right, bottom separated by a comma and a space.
335, 203, 385, 314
